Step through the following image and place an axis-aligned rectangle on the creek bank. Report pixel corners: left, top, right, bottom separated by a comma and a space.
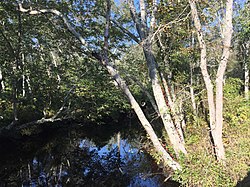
0, 111, 129, 140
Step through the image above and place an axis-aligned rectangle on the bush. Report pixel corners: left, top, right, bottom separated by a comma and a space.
172, 105, 250, 186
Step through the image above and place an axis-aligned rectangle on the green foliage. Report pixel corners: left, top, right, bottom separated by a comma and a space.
224, 77, 243, 99
173, 117, 250, 187
0, 0, 131, 125
224, 78, 250, 126
224, 97, 250, 126
173, 153, 234, 187
0, 0, 249, 185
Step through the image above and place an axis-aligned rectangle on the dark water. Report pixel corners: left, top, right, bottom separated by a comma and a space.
0, 120, 179, 187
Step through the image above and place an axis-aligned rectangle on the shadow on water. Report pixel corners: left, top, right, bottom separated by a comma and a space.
0, 119, 180, 187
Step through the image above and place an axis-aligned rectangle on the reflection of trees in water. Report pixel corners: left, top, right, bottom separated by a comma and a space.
64, 146, 130, 186
0, 121, 168, 186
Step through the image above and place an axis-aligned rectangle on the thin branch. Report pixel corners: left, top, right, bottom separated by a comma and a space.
18, 3, 89, 50
0, 28, 16, 58
111, 19, 140, 44
128, 0, 145, 40
151, 7, 191, 42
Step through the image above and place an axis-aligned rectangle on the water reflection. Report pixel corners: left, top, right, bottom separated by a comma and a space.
0, 121, 179, 186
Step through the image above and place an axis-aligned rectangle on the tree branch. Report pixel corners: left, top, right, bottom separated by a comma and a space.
0, 28, 16, 58
128, 0, 145, 40
111, 19, 140, 44
18, 3, 88, 50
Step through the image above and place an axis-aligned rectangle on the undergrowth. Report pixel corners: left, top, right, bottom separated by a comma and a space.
172, 95, 250, 186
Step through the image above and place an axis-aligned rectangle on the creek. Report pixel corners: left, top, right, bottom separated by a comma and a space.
0, 119, 180, 187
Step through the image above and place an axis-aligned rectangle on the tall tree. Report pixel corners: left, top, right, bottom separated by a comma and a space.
125, 0, 187, 156
188, 0, 234, 161
237, 1, 250, 100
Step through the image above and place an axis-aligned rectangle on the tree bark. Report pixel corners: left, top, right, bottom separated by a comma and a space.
244, 42, 249, 100
189, 0, 233, 162
157, 32, 186, 141
214, 0, 233, 161
144, 45, 187, 156
103, 0, 181, 170
128, 0, 187, 156
0, 69, 4, 91
160, 72, 185, 143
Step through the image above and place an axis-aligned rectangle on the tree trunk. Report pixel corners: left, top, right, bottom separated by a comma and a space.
244, 42, 249, 100
156, 32, 186, 142
143, 43, 187, 156
128, 0, 187, 156
102, 0, 181, 170
160, 72, 185, 143
189, 0, 233, 162
104, 59, 181, 170
189, 0, 217, 159
0, 69, 4, 91
214, 0, 233, 161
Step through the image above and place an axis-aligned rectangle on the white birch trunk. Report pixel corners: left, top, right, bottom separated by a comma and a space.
0, 69, 5, 91
103, 0, 181, 170
160, 72, 185, 144
244, 43, 249, 100
245, 62, 249, 100
26, 75, 32, 94
21, 53, 26, 97
143, 42, 187, 156
138, 0, 186, 156
189, 0, 233, 162
214, 0, 233, 161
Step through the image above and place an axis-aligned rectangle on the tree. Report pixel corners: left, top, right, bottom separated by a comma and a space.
236, 1, 250, 100
188, 0, 234, 161
124, 0, 187, 156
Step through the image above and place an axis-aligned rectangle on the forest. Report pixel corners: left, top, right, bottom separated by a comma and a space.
0, 0, 249, 186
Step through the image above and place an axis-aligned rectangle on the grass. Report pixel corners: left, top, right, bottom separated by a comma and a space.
172, 96, 250, 187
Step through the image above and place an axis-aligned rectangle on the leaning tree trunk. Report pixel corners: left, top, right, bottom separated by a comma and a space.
159, 71, 185, 143
157, 34, 185, 143
103, 0, 181, 170
128, 0, 187, 157
143, 44, 187, 156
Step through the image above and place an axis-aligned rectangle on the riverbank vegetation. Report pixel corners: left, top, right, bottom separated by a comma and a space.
0, 0, 249, 186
